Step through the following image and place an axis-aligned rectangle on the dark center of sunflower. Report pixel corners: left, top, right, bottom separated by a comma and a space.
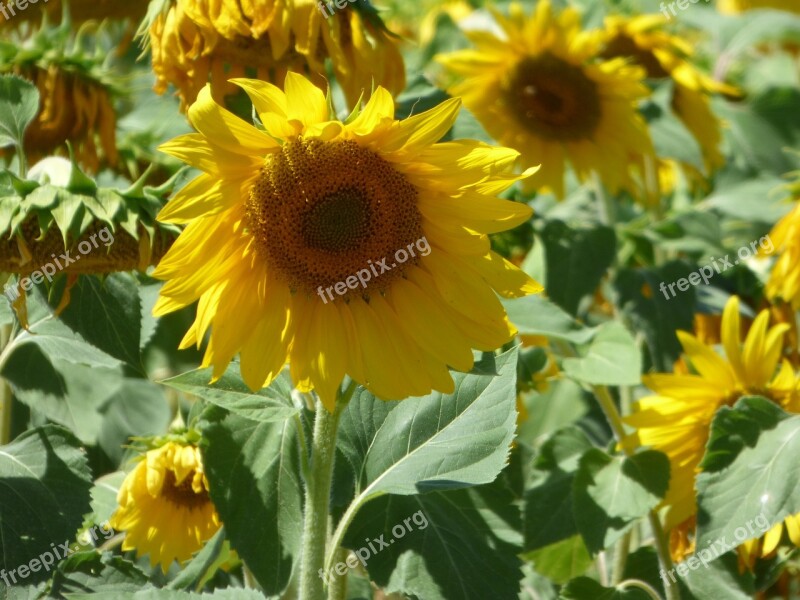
504, 53, 602, 141
601, 35, 670, 79
245, 138, 423, 300
161, 470, 210, 510
302, 187, 371, 251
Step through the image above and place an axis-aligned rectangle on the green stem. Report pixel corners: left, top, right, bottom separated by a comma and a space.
327, 547, 349, 600
611, 530, 631, 586
298, 383, 355, 600
0, 323, 13, 445
648, 512, 679, 600
16, 143, 26, 179
618, 578, 664, 600
593, 171, 616, 227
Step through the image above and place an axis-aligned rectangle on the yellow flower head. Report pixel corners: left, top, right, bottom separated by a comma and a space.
599, 14, 736, 179
766, 177, 800, 309
718, 0, 800, 14
110, 441, 220, 573
625, 296, 800, 529
436, 0, 653, 198
152, 73, 542, 409
148, 0, 405, 110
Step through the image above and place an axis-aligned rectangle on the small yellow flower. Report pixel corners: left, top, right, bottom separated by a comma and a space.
110, 442, 221, 572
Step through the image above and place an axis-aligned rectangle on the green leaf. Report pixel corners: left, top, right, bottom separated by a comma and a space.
68, 588, 267, 600
2, 344, 123, 444
540, 221, 616, 316
560, 577, 652, 599
89, 471, 126, 526
523, 427, 593, 551
10, 318, 121, 369
703, 176, 792, 224
643, 81, 704, 172
167, 528, 228, 591
696, 396, 800, 548
199, 406, 303, 595
573, 449, 670, 554
97, 379, 171, 464
524, 536, 593, 585
49, 551, 150, 596
57, 274, 144, 370
338, 348, 518, 497
341, 480, 522, 600
503, 295, 597, 344
562, 322, 642, 386
0, 75, 39, 149
162, 364, 298, 423
0, 425, 93, 584
612, 262, 696, 372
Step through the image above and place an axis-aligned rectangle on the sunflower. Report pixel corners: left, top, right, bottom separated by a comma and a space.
436, 0, 653, 198
152, 72, 541, 409
718, 0, 800, 14
625, 296, 800, 533
15, 65, 118, 173
599, 15, 736, 182
147, 0, 405, 111
765, 177, 800, 310
110, 441, 221, 572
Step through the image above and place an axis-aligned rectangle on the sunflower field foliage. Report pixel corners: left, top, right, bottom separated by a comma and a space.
2, 0, 800, 598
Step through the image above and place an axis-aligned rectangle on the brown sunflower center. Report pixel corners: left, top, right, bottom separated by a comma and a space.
504, 53, 601, 141
161, 470, 210, 510
601, 35, 670, 79
245, 138, 423, 299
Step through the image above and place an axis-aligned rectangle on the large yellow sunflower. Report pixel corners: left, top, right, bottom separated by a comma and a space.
599, 15, 736, 181
152, 72, 541, 409
625, 296, 800, 532
110, 441, 221, 572
436, 0, 653, 198
148, 0, 405, 110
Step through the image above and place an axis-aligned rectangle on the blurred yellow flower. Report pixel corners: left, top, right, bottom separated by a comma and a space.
436, 0, 653, 198
152, 73, 541, 409
599, 15, 737, 183
148, 0, 405, 110
718, 0, 800, 13
110, 442, 221, 573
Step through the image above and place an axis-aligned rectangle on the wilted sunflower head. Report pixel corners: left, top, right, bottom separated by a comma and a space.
110, 440, 220, 572
147, 0, 405, 111
436, 0, 653, 198
152, 72, 541, 409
